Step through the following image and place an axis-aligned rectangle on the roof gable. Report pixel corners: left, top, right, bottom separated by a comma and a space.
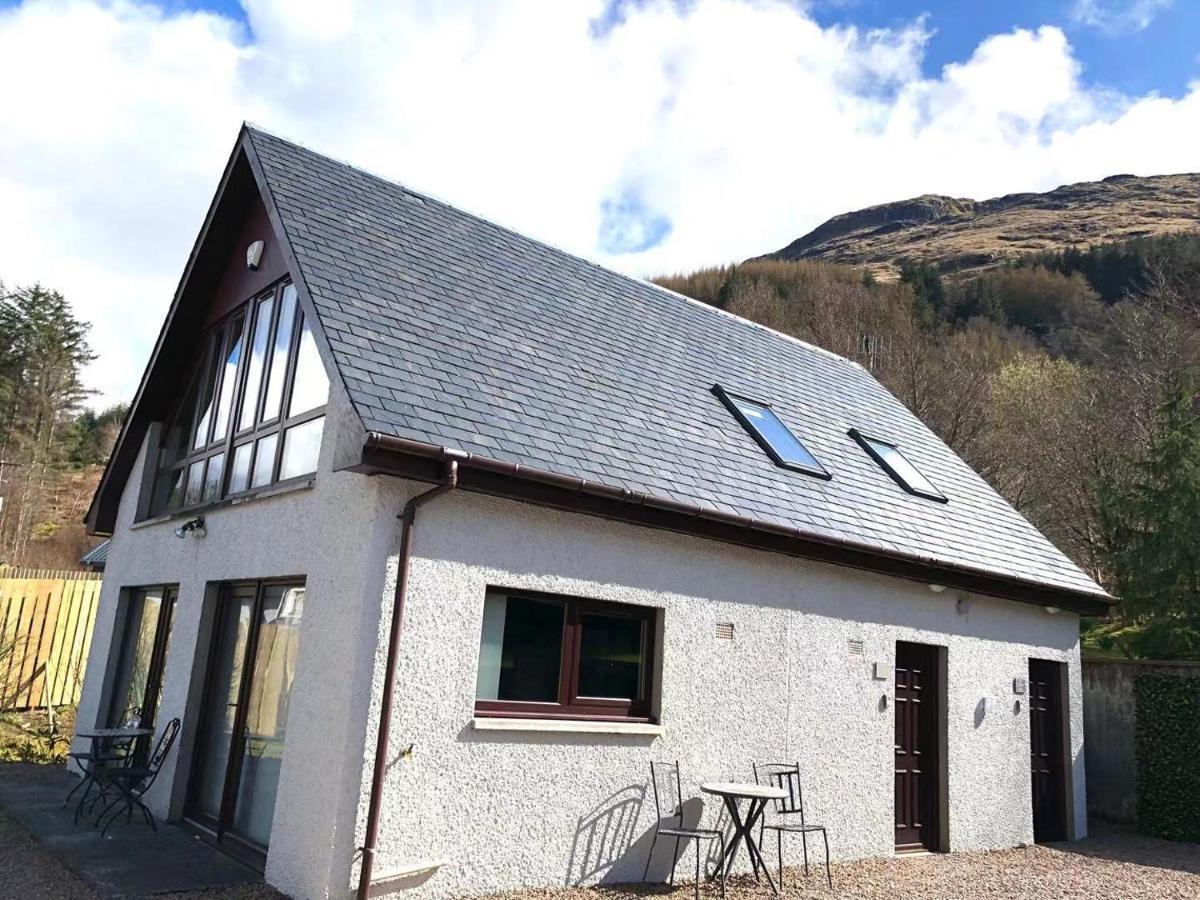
243, 127, 1110, 611
86, 130, 328, 533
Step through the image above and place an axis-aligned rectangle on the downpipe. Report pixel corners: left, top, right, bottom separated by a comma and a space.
356, 459, 459, 900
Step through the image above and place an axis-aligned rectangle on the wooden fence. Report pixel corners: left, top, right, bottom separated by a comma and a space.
0, 568, 102, 711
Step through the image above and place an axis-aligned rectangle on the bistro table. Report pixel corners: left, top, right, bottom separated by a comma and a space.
66, 727, 152, 824
701, 781, 789, 894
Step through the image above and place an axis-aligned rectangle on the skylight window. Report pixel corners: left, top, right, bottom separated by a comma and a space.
713, 385, 829, 479
849, 428, 946, 502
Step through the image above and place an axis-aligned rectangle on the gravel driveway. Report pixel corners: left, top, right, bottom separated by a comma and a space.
486, 830, 1200, 900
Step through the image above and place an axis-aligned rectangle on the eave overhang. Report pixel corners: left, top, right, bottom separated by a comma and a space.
356, 432, 1115, 618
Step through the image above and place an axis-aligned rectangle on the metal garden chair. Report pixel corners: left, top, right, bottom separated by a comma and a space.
753, 761, 833, 889
93, 718, 180, 836
63, 734, 136, 824
643, 760, 726, 899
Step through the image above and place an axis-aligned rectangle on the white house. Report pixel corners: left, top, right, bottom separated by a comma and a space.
77, 126, 1112, 900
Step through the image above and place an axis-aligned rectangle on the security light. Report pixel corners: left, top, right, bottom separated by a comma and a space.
174, 516, 206, 539
246, 240, 265, 271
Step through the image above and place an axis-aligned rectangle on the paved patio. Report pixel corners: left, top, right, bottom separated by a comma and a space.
0, 762, 266, 898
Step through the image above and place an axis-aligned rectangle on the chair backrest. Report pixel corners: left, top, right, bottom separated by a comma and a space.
147, 718, 181, 773
648, 759, 686, 827
753, 761, 806, 826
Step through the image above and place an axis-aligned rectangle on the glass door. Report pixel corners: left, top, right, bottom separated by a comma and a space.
186, 580, 305, 856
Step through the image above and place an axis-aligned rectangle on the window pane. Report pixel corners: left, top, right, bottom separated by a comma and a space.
191, 335, 220, 449
233, 584, 304, 847
251, 433, 278, 488
152, 468, 184, 516
212, 313, 245, 443
162, 374, 199, 466
866, 436, 944, 500
279, 417, 323, 480
730, 395, 826, 474
229, 442, 253, 494
287, 316, 329, 418
237, 296, 274, 432
203, 453, 225, 503
475, 595, 564, 703
262, 285, 298, 423
578, 613, 645, 700
107, 589, 169, 728
184, 460, 205, 506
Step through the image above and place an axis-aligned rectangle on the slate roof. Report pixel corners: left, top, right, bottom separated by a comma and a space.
246, 127, 1108, 603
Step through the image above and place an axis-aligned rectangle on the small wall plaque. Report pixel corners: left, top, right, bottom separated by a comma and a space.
1013, 677, 1027, 695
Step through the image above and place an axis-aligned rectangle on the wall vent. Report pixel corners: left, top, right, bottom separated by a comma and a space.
715, 622, 735, 641
848, 639, 865, 656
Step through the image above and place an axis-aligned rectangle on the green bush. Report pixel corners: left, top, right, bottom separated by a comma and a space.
1135, 673, 1200, 841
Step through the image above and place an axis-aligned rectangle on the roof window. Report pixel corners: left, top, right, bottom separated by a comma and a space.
713, 385, 829, 479
849, 428, 946, 502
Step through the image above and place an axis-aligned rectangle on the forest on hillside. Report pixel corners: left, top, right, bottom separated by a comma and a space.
0, 283, 124, 570
657, 232, 1200, 660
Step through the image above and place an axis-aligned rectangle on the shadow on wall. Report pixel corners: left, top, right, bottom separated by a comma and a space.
566, 785, 647, 885
566, 791, 731, 888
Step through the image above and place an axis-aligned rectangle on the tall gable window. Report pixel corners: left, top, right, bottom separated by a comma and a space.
849, 428, 946, 503
713, 384, 830, 479
148, 280, 329, 518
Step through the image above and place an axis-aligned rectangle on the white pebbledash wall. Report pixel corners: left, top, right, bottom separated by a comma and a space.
356, 486, 1087, 899
76, 382, 1087, 900
74, 382, 394, 899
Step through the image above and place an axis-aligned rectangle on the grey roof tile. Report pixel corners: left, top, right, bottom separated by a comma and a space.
247, 127, 1107, 600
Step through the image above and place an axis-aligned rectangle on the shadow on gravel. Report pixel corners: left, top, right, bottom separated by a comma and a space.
1053, 826, 1200, 877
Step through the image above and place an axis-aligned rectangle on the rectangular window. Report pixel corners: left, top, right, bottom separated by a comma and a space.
474, 589, 656, 721
146, 279, 328, 519
106, 586, 177, 730
713, 384, 829, 479
849, 428, 947, 502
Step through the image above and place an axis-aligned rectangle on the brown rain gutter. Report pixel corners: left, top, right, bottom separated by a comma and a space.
357, 457, 460, 900
358, 431, 1114, 617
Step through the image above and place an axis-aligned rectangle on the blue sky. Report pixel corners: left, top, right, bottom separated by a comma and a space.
810, 0, 1199, 98
0, 0, 1197, 406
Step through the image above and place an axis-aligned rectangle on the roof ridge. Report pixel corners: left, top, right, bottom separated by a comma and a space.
243, 124, 859, 370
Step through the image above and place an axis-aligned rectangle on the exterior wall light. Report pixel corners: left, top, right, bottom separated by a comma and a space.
928, 584, 946, 593
246, 240, 265, 271
1044, 606, 1061, 615
174, 515, 206, 539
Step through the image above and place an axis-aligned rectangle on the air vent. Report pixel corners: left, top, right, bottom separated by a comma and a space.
848, 639, 865, 656
715, 622, 735, 641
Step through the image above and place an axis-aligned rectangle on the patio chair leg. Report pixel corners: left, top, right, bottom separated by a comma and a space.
93, 795, 121, 829
778, 828, 784, 888
63, 774, 87, 809
802, 830, 810, 876
669, 836, 681, 886
822, 828, 832, 890
694, 840, 701, 900
642, 832, 658, 882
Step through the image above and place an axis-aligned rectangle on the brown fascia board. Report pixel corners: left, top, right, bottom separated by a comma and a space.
356, 432, 1114, 617
86, 130, 261, 535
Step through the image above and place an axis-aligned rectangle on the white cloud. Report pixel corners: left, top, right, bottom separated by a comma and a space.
1069, 0, 1172, 35
0, 0, 1197, 408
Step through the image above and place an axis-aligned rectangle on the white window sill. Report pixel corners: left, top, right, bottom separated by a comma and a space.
470, 717, 663, 736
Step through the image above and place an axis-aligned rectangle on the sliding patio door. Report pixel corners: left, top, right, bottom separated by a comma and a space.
186, 579, 305, 857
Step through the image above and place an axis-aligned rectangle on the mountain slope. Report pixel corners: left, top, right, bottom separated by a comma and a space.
762, 173, 1200, 278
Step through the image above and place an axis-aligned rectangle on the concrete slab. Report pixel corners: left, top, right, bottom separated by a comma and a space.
0, 763, 262, 898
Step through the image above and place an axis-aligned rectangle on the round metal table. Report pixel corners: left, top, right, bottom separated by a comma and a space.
701, 781, 788, 894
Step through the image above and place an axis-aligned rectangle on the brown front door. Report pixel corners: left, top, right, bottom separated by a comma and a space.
895, 641, 940, 851
1029, 658, 1067, 842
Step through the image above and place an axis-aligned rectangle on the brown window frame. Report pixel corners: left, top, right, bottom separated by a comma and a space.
473, 588, 658, 723
145, 278, 327, 520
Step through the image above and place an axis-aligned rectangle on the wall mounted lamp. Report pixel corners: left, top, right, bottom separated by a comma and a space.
174, 516, 206, 540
